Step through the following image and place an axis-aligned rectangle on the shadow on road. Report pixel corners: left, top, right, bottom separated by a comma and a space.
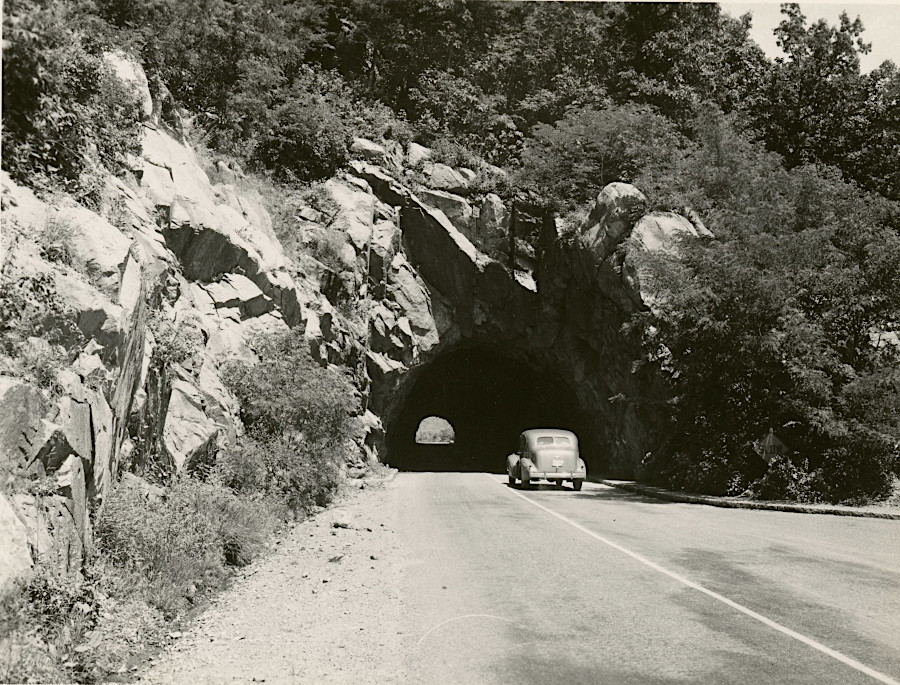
508, 482, 673, 505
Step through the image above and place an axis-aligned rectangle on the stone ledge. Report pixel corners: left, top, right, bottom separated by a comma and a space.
593, 478, 900, 520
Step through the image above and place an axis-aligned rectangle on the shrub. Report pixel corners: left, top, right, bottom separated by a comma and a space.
750, 455, 818, 502
147, 310, 205, 370
96, 477, 278, 616
308, 229, 349, 272
2, 0, 142, 205
0, 583, 67, 684
218, 330, 358, 513
222, 331, 358, 441
216, 433, 342, 515
251, 92, 349, 184
0, 272, 81, 376
38, 211, 82, 267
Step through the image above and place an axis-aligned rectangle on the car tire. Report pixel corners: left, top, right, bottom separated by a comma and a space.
521, 474, 530, 489
555, 480, 565, 488
509, 473, 516, 485
573, 480, 583, 491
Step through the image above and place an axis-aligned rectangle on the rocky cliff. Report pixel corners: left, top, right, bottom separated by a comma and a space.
0, 56, 709, 594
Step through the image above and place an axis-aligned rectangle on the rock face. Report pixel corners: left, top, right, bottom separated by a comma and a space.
349, 175, 705, 477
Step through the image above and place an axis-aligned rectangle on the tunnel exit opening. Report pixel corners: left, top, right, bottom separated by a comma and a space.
385, 346, 591, 473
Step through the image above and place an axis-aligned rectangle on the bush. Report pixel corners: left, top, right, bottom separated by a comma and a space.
215, 433, 342, 514
0, 273, 83, 356
222, 331, 358, 442
0, 581, 68, 684
217, 330, 359, 513
2, 0, 142, 205
251, 92, 349, 184
750, 455, 818, 502
636, 115, 900, 503
96, 477, 278, 616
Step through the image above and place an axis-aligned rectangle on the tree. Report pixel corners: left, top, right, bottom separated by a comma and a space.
636, 119, 900, 502
753, 5, 891, 193
515, 104, 685, 212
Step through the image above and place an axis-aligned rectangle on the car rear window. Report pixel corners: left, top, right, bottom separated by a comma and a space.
536, 436, 572, 445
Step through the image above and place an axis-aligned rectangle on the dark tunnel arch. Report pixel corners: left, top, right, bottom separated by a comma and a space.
385, 346, 594, 472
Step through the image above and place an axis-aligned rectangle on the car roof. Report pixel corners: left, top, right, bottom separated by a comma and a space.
521, 428, 577, 440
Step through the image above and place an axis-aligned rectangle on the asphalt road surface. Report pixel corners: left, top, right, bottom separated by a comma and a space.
401, 472, 900, 685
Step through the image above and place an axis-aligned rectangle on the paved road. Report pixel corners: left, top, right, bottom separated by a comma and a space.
399, 472, 900, 685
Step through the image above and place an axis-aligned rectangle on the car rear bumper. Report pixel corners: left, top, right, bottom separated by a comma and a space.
528, 472, 584, 480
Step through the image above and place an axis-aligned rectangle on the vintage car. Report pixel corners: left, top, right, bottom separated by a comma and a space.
507, 429, 586, 490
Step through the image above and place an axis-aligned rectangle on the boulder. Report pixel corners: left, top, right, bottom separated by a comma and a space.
369, 220, 401, 289
19, 419, 77, 478
417, 189, 474, 236
0, 493, 33, 596
56, 273, 124, 353
141, 127, 217, 221
103, 50, 153, 120
348, 161, 411, 208
203, 273, 274, 320
86, 389, 115, 501
388, 254, 439, 352
422, 162, 470, 195
579, 183, 648, 261
197, 360, 238, 442
0, 171, 50, 249
57, 203, 132, 282
458, 168, 477, 184
0, 378, 49, 481
55, 454, 91, 555
350, 138, 388, 165
212, 184, 277, 246
140, 163, 176, 207
406, 143, 433, 168
11, 493, 83, 576
477, 193, 508, 248
118, 245, 145, 316
162, 379, 218, 472
631, 211, 714, 253
325, 179, 375, 252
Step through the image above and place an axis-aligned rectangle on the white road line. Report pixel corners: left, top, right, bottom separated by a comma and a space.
494, 475, 900, 685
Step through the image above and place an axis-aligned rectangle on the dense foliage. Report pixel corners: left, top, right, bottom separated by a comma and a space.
633, 111, 900, 502
2, 0, 143, 204
218, 331, 359, 513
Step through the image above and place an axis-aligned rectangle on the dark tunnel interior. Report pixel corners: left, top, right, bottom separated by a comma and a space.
385, 346, 590, 472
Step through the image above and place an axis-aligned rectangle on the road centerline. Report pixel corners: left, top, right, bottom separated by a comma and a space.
492, 474, 899, 685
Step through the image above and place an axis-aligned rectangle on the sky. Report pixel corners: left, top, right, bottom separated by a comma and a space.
720, 1, 900, 72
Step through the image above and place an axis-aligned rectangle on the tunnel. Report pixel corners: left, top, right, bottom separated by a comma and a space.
385, 346, 593, 472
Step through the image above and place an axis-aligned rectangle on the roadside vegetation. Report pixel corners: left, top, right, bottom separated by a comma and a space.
0, 328, 360, 682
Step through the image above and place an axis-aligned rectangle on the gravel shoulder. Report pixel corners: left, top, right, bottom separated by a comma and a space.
138, 476, 408, 684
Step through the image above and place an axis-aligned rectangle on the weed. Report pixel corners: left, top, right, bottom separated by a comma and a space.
38, 212, 82, 268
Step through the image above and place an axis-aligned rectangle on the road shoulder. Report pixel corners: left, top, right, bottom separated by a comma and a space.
138, 477, 407, 684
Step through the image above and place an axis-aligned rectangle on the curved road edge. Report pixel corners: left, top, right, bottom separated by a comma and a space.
593, 478, 900, 520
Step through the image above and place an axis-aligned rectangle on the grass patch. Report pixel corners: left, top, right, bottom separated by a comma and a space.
96, 476, 280, 618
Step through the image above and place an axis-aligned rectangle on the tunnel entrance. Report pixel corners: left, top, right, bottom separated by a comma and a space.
385, 346, 590, 472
